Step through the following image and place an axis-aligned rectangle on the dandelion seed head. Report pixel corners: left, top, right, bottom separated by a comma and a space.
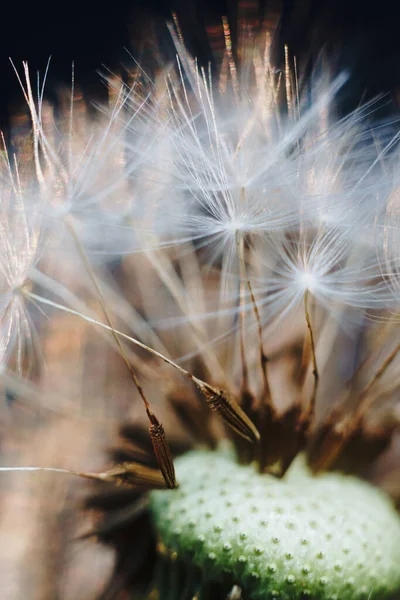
2, 11, 400, 600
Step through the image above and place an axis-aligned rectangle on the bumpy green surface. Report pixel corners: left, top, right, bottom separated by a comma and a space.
150, 449, 400, 600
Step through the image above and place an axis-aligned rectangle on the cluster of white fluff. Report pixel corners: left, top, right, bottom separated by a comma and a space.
1, 36, 400, 397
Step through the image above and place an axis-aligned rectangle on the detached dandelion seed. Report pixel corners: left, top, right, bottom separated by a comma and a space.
0, 153, 46, 377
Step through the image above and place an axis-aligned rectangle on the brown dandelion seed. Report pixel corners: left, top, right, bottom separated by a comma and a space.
192, 378, 260, 443
147, 410, 178, 489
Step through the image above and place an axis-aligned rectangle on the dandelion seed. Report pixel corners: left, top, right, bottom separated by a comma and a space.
0, 166, 45, 376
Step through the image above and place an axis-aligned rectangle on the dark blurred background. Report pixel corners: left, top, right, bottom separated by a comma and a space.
0, 0, 399, 131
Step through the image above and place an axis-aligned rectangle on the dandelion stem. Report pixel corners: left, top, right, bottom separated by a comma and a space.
0, 466, 101, 481
0, 467, 76, 473
244, 267, 271, 401
303, 289, 319, 417
64, 218, 177, 488
29, 268, 161, 382
64, 217, 151, 413
354, 341, 400, 420
24, 290, 260, 443
362, 342, 400, 396
237, 231, 272, 403
237, 232, 249, 392
24, 290, 187, 377
0, 465, 168, 488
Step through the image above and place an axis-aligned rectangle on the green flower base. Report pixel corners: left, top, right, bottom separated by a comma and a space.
150, 449, 400, 600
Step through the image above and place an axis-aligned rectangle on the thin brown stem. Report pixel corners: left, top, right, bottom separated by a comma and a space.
26, 289, 260, 444
65, 218, 177, 487
237, 232, 249, 393
244, 273, 271, 400
354, 342, 400, 420
303, 289, 319, 418
238, 246, 272, 404
65, 218, 150, 412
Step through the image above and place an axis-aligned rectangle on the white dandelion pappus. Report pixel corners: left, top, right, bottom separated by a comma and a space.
14, 63, 156, 258
112, 48, 398, 363
127, 45, 349, 266
298, 98, 397, 230
365, 136, 400, 319
379, 183, 400, 313
0, 182, 45, 376
254, 224, 392, 329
